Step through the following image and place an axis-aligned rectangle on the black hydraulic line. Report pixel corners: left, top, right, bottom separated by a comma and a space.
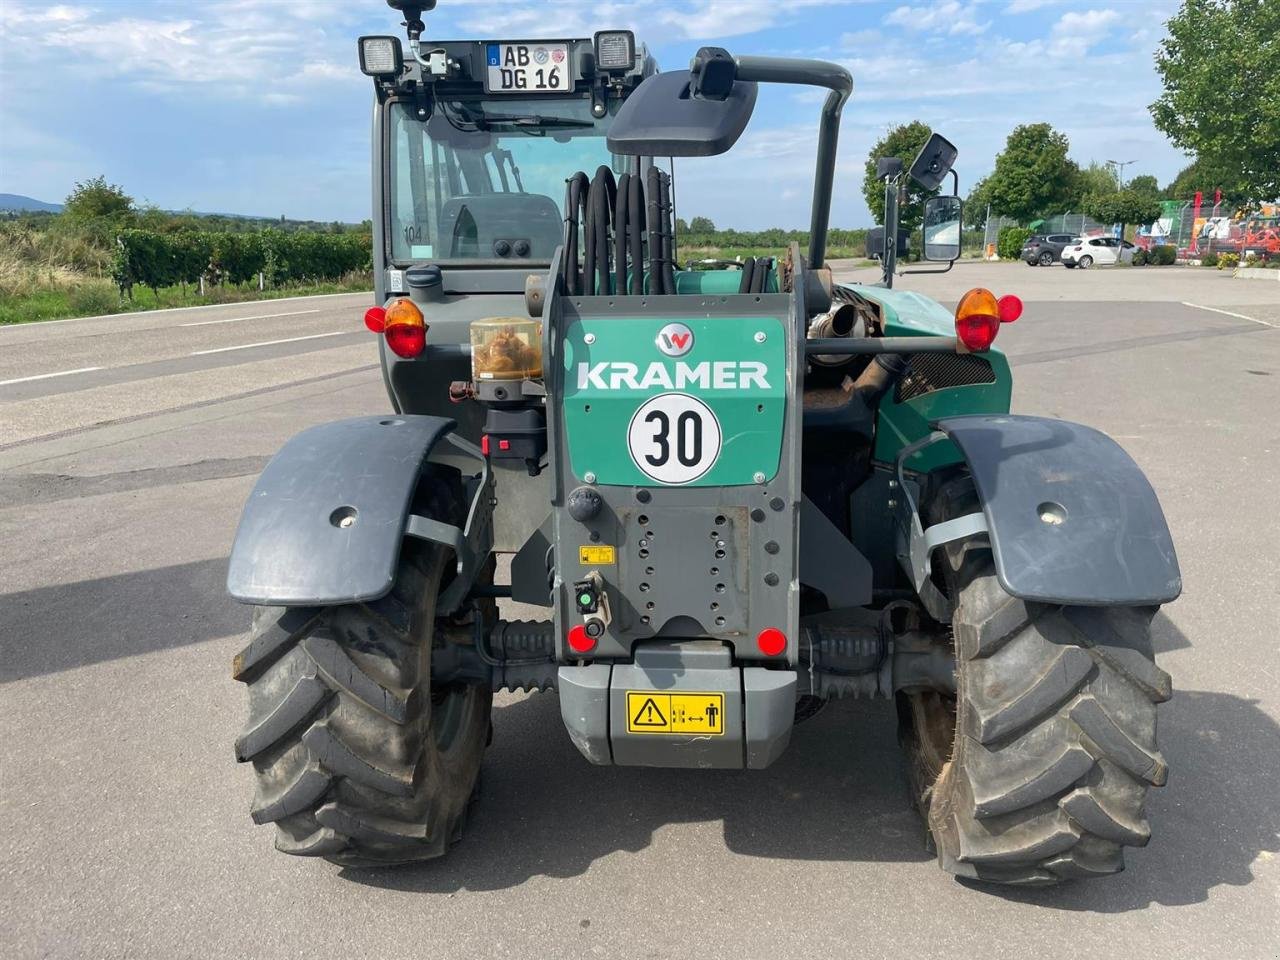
615, 172, 630, 295
751, 256, 770, 293
588, 165, 616, 296
562, 171, 588, 295
738, 256, 756, 294
628, 173, 644, 294
646, 166, 664, 294
658, 171, 675, 294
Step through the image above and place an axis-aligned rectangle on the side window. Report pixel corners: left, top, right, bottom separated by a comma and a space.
1089, 239, 1102, 247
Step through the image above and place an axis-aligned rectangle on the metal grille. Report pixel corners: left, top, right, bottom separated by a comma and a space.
895, 353, 995, 403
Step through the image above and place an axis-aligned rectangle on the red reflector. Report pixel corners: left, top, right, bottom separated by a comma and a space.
498, 439, 511, 451
567, 624, 595, 653
756, 627, 786, 657
480, 435, 490, 456
385, 324, 425, 358
363, 306, 386, 333
956, 313, 1000, 352
997, 294, 1023, 323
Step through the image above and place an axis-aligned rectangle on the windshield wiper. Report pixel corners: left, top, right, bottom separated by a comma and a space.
444, 105, 594, 131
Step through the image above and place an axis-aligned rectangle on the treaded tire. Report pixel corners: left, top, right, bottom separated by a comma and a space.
900, 478, 1171, 885
232, 467, 493, 866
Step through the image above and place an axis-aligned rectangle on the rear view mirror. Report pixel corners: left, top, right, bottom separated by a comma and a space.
909, 133, 958, 191
922, 195, 962, 262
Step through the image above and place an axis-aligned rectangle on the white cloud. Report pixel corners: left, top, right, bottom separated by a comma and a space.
1005, 0, 1055, 12
1049, 9, 1122, 57
883, 1, 989, 37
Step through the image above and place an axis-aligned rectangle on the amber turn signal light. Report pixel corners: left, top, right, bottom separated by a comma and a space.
383, 298, 426, 358
954, 287, 1001, 352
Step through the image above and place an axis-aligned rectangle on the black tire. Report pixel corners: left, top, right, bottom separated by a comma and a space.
1038, 252, 1054, 266
1025, 259, 1037, 267
232, 468, 492, 865
1078, 255, 1094, 269
899, 479, 1171, 885
1063, 263, 1076, 269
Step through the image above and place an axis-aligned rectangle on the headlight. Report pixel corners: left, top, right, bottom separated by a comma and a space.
358, 36, 403, 77
594, 30, 636, 72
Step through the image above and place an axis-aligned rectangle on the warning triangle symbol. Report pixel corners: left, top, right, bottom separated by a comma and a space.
632, 697, 667, 727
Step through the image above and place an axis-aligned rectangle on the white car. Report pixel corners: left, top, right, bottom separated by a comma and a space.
1061, 236, 1137, 268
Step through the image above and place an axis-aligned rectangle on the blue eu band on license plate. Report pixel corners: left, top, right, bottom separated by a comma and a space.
484, 42, 570, 93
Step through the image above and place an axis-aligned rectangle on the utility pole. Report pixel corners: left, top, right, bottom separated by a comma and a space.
1106, 159, 1136, 190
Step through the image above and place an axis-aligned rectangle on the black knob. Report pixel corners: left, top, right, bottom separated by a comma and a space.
494, 239, 512, 257
513, 239, 531, 257
567, 486, 603, 522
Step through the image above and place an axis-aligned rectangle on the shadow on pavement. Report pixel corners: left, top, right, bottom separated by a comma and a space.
346, 616, 1276, 910
0, 557, 242, 682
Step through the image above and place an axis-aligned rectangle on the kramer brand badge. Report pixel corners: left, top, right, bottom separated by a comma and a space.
655, 322, 694, 357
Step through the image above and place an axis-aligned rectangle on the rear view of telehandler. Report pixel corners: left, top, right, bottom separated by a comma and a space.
226, 0, 1181, 885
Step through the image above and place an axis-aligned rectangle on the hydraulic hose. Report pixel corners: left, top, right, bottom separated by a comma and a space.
646, 166, 664, 294
562, 171, 588, 295
658, 171, 676, 295
738, 257, 756, 294
614, 172, 630, 295
585, 165, 616, 296
628, 174, 644, 294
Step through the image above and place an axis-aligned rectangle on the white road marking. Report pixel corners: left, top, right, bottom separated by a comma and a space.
0, 291, 367, 329
179, 308, 322, 327
0, 366, 103, 387
1181, 302, 1275, 328
190, 331, 350, 355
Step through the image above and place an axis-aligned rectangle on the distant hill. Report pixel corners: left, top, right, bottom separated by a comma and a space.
0, 193, 63, 213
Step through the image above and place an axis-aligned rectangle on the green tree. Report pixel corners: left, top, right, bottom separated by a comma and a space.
1163, 156, 1246, 199
986, 123, 1080, 222
63, 175, 134, 222
1082, 190, 1163, 236
687, 216, 716, 233
861, 120, 933, 237
964, 176, 993, 229
1151, 0, 1280, 203
1073, 161, 1119, 204
1126, 174, 1161, 198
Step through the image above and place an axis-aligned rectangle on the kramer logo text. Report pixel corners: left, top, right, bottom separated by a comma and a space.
576, 361, 770, 391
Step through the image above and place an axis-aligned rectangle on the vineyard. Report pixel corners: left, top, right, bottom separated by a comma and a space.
112, 229, 372, 296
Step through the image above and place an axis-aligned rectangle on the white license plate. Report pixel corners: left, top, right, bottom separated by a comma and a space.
484, 42, 570, 93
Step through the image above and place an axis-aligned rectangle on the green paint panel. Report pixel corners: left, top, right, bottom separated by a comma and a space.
850, 285, 1014, 472
561, 316, 788, 486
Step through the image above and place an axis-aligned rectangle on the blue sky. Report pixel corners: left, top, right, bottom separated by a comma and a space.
0, 0, 1186, 228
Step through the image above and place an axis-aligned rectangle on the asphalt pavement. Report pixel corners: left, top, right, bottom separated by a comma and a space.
1, 263, 1278, 959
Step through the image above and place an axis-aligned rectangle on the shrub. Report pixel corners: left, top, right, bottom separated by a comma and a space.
1132, 248, 1148, 266
68, 280, 120, 316
1200, 251, 1218, 267
997, 226, 1032, 261
1217, 252, 1240, 270
1149, 244, 1177, 265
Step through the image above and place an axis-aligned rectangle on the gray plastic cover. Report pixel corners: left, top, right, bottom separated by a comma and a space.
606, 70, 758, 157
936, 415, 1181, 605
227, 415, 455, 605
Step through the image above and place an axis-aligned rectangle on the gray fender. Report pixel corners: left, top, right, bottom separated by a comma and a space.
925, 415, 1181, 606
227, 414, 461, 606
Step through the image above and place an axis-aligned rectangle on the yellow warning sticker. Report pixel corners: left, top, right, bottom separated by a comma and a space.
578, 545, 616, 565
626, 691, 725, 736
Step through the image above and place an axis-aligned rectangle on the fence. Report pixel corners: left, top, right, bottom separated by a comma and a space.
981, 212, 1107, 250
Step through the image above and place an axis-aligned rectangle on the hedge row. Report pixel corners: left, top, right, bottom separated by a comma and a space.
112, 229, 371, 295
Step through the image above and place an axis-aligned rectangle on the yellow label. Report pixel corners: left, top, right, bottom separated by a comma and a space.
626, 691, 725, 736
578, 545, 616, 565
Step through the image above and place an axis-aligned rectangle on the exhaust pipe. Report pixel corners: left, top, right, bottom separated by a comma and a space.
806, 303, 862, 366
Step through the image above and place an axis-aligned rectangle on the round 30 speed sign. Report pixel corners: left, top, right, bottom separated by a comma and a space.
626, 393, 723, 484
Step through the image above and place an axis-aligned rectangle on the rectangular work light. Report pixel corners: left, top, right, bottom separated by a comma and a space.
358, 36, 403, 77
594, 30, 636, 72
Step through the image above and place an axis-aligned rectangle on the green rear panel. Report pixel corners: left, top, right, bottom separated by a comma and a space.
561, 315, 787, 486
852, 286, 1013, 472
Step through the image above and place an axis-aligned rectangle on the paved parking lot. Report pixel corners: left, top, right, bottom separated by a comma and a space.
1, 264, 1277, 959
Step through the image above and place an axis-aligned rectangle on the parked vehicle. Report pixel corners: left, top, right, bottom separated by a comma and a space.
224, 0, 1181, 887
1062, 236, 1137, 268
1021, 233, 1079, 266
